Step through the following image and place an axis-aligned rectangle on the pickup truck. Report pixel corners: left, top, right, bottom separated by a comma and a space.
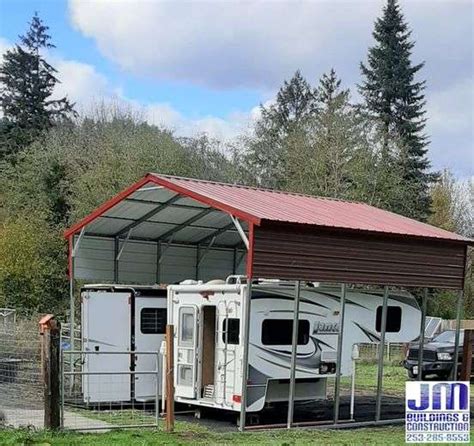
403, 330, 471, 379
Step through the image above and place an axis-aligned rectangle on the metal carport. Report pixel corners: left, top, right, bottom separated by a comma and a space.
65, 172, 472, 430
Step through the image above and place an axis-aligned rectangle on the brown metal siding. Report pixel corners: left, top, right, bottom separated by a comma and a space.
252, 224, 466, 289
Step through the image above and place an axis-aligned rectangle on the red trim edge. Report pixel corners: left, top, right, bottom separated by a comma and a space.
64, 173, 262, 240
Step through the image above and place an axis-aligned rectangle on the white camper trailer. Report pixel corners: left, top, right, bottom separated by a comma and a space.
168, 277, 421, 413
81, 284, 167, 403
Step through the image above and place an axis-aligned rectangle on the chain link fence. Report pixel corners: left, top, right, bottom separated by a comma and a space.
0, 315, 44, 428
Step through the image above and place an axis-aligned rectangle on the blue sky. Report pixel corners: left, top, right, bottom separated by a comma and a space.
0, 0, 472, 179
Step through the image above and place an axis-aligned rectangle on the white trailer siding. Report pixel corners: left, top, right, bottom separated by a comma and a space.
167, 281, 421, 413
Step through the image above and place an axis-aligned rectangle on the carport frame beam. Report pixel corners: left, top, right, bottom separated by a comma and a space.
333, 283, 347, 423
375, 285, 389, 422
115, 194, 181, 238
239, 224, 255, 432
417, 288, 428, 381
230, 214, 249, 250
69, 226, 85, 391
287, 280, 301, 429
116, 228, 133, 261
452, 290, 464, 380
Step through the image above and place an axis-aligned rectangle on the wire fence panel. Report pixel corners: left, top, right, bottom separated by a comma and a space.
358, 342, 406, 364
0, 316, 44, 428
0, 308, 16, 332
60, 350, 161, 431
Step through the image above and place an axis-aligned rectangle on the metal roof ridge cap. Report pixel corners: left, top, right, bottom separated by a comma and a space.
148, 174, 261, 225
151, 173, 363, 204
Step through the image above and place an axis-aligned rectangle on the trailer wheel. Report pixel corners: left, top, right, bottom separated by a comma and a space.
194, 408, 202, 419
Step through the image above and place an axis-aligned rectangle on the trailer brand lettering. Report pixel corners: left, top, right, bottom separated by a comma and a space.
313, 321, 339, 334
405, 381, 470, 443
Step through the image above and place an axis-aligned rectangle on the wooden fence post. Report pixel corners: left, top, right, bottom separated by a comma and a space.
165, 324, 175, 432
460, 329, 473, 381
39, 315, 61, 430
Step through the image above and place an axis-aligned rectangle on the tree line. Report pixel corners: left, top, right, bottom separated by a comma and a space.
0, 2, 472, 317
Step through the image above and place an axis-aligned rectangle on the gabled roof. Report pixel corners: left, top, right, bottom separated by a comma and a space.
65, 173, 470, 244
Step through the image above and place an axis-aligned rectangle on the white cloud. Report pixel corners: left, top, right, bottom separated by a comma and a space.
426, 78, 474, 179
127, 99, 257, 141
68, 0, 473, 93
52, 59, 110, 105
427, 78, 474, 134
0, 32, 252, 140
68, 0, 380, 90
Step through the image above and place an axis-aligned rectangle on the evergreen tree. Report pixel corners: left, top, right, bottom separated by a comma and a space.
359, 0, 432, 220
261, 69, 317, 134
316, 68, 347, 106
245, 70, 317, 187
0, 13, 75, 160
285, 69, 372, 200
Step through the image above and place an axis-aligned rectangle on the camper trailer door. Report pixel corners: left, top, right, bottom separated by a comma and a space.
134, 297, 166, 401
82, 291, 131, 402
175, 305, 199, 399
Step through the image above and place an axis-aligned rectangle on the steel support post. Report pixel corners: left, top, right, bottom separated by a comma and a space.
375, 286, 389, 422
451, 290, 464, 380
417, 288, 428, 381
287, 280, 301, 429
334, 283, 347, 423
69, 245, 75, 393
239, 280, 253, 431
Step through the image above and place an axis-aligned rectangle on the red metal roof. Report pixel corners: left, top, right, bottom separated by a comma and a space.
149, 174, 468, 242
65, 173, 470, 243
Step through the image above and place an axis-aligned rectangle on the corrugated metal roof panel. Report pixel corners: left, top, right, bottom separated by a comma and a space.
150, 174, 469, 242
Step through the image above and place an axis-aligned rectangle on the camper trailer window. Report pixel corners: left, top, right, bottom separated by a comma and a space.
140, 308, 167, 334
222, 318, 240, 344
180, 311, 195, 344
261, 319, 310, 345
375, 306, 402, 332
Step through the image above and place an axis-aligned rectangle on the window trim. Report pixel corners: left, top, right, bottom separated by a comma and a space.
140, 307, 167, 335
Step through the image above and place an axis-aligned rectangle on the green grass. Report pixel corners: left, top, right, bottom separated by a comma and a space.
342, 362, 408, 395
0, 425, 429, 445
3, 362, 472, 445
343, 362, 474, 396
68, 407, 158, 427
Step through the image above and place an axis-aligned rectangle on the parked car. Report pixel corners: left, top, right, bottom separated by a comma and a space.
404, 330, 471, 379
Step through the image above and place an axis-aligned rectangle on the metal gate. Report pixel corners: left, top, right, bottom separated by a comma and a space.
60, 349, 161, 431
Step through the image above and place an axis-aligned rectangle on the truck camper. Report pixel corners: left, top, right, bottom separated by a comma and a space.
167, 276, 421, 413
